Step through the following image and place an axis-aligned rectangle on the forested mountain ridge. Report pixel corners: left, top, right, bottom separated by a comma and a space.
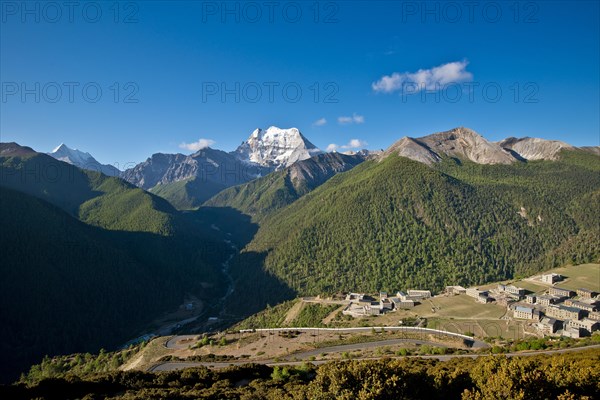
224, 148, 600, 313
0, 144, 232, 382
205, 152, 369, 220
0, 143, 179, 234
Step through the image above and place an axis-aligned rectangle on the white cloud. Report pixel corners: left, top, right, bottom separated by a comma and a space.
338, 113, 365, 125
312, 117, 327, 126
372, 60, 473, 94
347, 139, 367, 148
179, 138, 215, 151
326, 139, 368, 152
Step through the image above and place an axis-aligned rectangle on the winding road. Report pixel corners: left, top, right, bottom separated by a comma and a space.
165, 326, 488, 350
149, 343, 600, 372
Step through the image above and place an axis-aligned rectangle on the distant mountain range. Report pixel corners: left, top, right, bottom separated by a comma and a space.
48, 143, 121, 177
46, 126, 599, 211
383, 127, 596, 165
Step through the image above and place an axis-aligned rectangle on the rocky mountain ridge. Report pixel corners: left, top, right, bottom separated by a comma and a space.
383, 127, 596, 165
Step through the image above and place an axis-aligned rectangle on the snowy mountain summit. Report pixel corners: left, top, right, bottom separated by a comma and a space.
233, 126, 322, 169
48, 144, 120, 176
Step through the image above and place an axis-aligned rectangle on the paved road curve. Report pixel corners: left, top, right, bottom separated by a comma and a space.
165, 326, 488, 350
149, 341, 600, 372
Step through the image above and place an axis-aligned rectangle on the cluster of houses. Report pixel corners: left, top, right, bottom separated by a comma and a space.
339, 272, 600, 339
342, 290, 432, 317
444, 273, 600, 338
512, 285, 600, 338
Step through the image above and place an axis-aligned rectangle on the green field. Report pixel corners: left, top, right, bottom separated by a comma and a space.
541, 263, 600, 292
512, 281, 548, 293
414, 295, 506, 319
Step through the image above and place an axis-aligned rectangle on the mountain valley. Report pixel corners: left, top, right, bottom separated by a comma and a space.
1, 126, 599, 383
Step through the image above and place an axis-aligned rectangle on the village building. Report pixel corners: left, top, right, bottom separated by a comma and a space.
537, 317, 561, 335
565, 318, 599, 333
379, 298, 393, 311
445, 286, 466, 295
466, 288, 487, 299
587, 311, 600, 321
498, 284, 526, 297
477, 293, 493, 304
342, 303, 365, 317
407, 290, 432, 299
549, 287, 575, 298
513, 305, 539, 320
345, 293, 366, 301
541, 273, 563, 284
496, 296, 516, 307
365, 302, 381, 315
563, 299, 596, 312
358, 295, 375, 303
379, 291, 388, 299
577, 288, 598, 299
525, 294, 536, 304
536, 295, 564, 307
396, 290, 428, 302
561, 327, 585, 338
390, 298, 415, 309
545, 305, 583, 321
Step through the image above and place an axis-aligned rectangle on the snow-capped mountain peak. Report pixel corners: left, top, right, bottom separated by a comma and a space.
50, 144, 94, 165
233, 126, 322, 169
48, 144, 120, 176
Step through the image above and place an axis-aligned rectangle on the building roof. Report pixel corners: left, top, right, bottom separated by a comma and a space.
578, 288, 596, 293
391, 298, 413, 304
568, 300, 594, 308
541, 317, 558, 325
537, 295, 554, 300
557, 305, 582, 313
515, 305, 534, 313
552, 287, 572, 292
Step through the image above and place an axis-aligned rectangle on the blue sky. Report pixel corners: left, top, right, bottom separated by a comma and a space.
1, 0, 598, 168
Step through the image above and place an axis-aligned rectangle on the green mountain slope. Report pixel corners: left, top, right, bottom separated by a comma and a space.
0, 144, 232, 382
0, 143, 179, 235
0, 187, 223, 381
205, 152, 367, 220
150, 176, 229, 210
228, 150, 599, 306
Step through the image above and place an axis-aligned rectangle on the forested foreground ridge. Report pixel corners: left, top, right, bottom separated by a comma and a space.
0, 144, 231, 382
3, 350, 599, 399
221, 149, 600, 313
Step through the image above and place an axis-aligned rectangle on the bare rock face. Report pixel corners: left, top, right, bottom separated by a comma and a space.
382, 136, 441, 165
420, 127, 517, 164
121, 148, 269, 190
498, 137, 574, 160
233, 126, 322, 169
120, 153, 198, 189
383, 127, 517, 165
288, 152, 367, 194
